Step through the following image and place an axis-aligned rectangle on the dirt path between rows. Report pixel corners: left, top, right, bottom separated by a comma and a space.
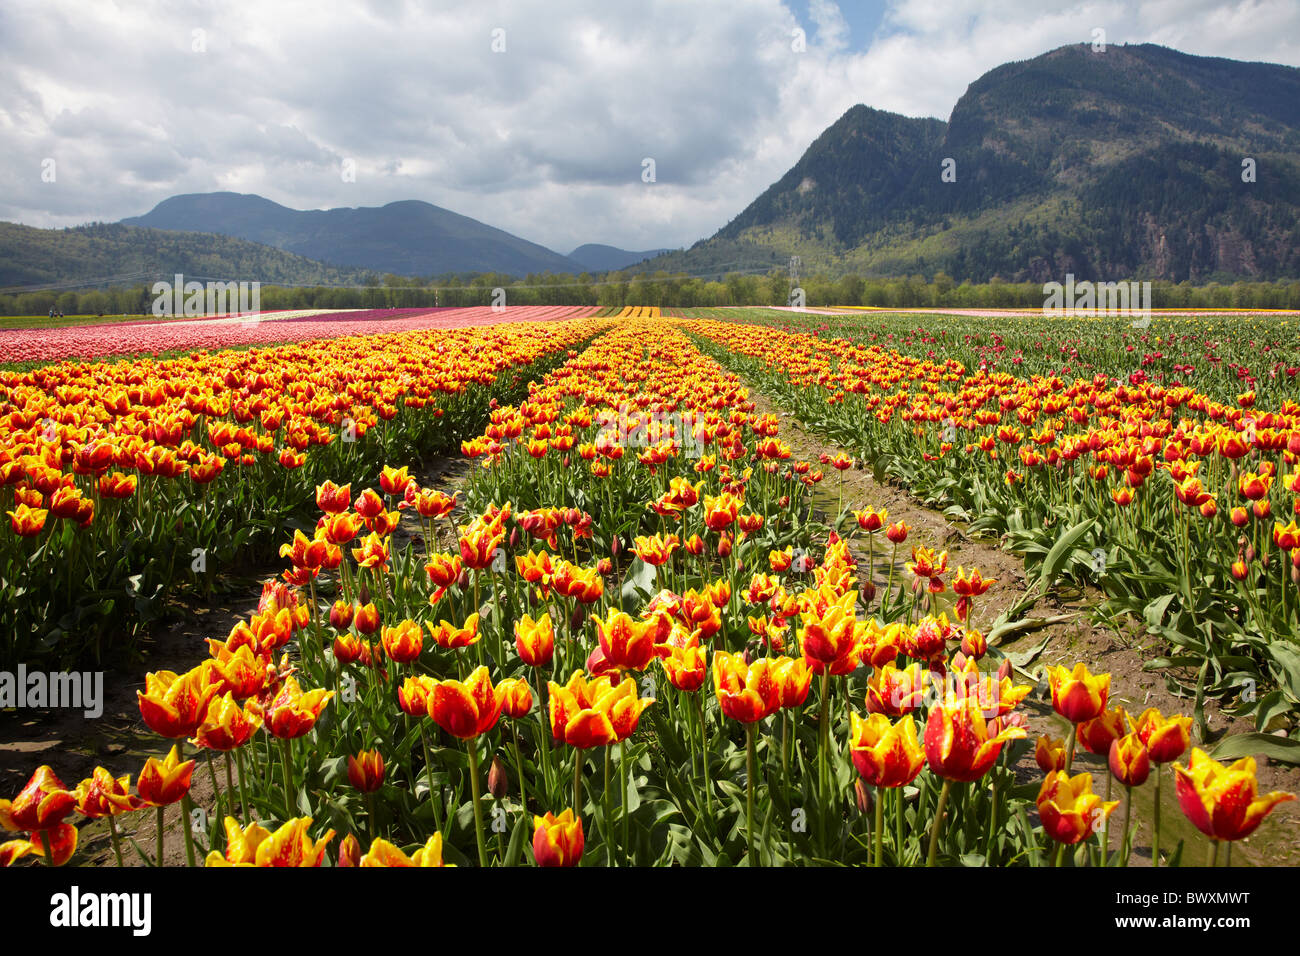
740, 377, 1300, 866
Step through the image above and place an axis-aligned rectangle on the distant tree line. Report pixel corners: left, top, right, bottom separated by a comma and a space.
3, 269, 1300, 316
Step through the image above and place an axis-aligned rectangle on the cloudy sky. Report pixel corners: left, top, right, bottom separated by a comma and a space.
2, 0, 1297, 254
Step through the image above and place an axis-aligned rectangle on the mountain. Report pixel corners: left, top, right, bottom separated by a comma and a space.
0, 221, 368, 291
123, 193, 581, 277
567, 243, 672, 272
640, 44, 1300, 283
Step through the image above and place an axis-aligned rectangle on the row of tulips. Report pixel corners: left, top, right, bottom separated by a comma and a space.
750, 311, 1300, 408
3, 316, 1292, 866
0, 318, 605, 666
0, 305, 599, 364
683, 317, 1300, 734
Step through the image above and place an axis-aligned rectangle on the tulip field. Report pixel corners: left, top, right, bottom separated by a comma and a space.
680, 310, 1300, 736
0, 305, 592, 364
2, 308, 1297, 868
0, 312, 603, 665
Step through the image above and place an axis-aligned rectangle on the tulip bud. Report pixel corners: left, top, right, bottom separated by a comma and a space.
347, 749, 385, 793
329, 599, 354, 630
951, 650, 968, 671
509, 526, 520, 548
337, 833, 361, 867
488, 755, 508, 800
861, 579, 877, 603
1108, 733, 1150, 787
333, 633, 362, 665
961, 629, 988, 660
597, 557, 613, 575
357, 581, 371, 605
354, 602, 380, 635
611, 536, 622, 556
456, 568, 470, 590
996, 659, 1011, 682
1246, 543, 1256, 563
1035, 735, 1068, 773
855, 779, 873, 816
569, 603, 586, 632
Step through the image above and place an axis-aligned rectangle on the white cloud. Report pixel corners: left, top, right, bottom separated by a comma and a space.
0, 0, 1296, 256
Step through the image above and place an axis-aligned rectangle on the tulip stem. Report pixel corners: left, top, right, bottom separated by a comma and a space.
926, 778, 954, 867
620, 739, 630, 867
467, 739, 489, 868
281, 737, 295, 820
221, 753, 237, 845
573, 750, 583, 817
155, 805, 165, 866
1121, 784, 1133, 867
495, 798, 506, 861
874, 787, 884, 867
38, 827, 54, 867
107, 814, 125, 867
746, 722, 757, 865
511, 723, 528, 817
780, 710, 790, 793
603, 744, 614, 866
886, 543, 898, 609
986, 772, 1000, 866
530, 669, 554, 802
895, 787, 905, 864
1152, 768, 1162, 868
817, 669, 831, 848
695, 692, 712, 819
234, 747, 251, 824
205, 752, 223, 838
1100, 772, 1112, 867
179, 792, 198, 868
418, 723, 445, 835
